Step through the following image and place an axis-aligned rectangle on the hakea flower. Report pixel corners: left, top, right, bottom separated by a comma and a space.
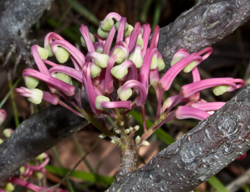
0, 127, 66, 192
1, 153, 67, 192
16, 12, 244, 152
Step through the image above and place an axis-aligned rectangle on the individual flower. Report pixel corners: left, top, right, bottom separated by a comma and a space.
0, 109, 6, 126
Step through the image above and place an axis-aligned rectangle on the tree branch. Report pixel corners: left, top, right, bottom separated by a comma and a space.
107, 86, 250, 191
0, 103, 87, 184
0, 0, 53, 56
158, 0, 250, 69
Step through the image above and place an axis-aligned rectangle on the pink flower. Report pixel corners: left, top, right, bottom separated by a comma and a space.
0, 109, 7, 126
16, 12, 244, 139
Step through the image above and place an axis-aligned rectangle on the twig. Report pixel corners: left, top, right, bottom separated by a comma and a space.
43, 139, 101, 192
226, 168, 250, 192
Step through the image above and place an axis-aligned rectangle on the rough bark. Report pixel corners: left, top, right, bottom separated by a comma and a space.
0, 0, 250, 191
158, 0, 250, 69
107, 86, 250, 192
0, 103, 87, 183
0, 0, 53, 56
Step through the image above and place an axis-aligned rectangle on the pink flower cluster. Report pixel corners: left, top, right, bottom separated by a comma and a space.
15, 12, 244, 142
0, 110, 67, 192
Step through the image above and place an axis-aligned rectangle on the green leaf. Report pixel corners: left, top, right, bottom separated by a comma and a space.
46, 165, 114, 185
208, 176, 229, 192
129, 110, 175, 145
66, 0, 99, 26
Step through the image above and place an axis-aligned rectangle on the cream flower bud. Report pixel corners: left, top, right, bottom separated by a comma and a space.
80, 34, 95, 47
94, 53, 110, 68
36, 153, 47, 161
37, 46, 49, 60
135, 135, 141, 144
150, 54, 158, 70
111, 65, 128, 79
54, 46, 70, 63
111, 138, 120, 144
124, 128, 131, 134
124, 25, 134, 37
99, 133, 106, 138
28, 89, 43, 104
183, 61, 197, 73
3, 129, 12, 138
95, 95, 110, 110
90, 64, 102, 78
45, 43, 53, 57
115, 21, 128, 31
24, 76, 39, 89
113, 48, 126, 64
117, 87, 132, 101
142, 141, 150, 146
0, 138, 3, 144
3, 183, 15, 192
213, 85, 230, 96
128, 46, 143, 68
52, 72, 72, 85
19, 166, 26, 174
136, 34, 144, 49
101, 18, 114, 32
34, 171, 44, 180
134, 125, 140, 131
97, 27, 110, 39
157, 58, 165, 71
170, 57, 182, 67
115, 129, 121, 134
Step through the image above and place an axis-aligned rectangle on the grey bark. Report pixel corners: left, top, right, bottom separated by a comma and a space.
106, 86, 250, 191
0, 0, 53, 56
0, 0, 250, 191
0, 104, 87, 183
158, 0, 250, 69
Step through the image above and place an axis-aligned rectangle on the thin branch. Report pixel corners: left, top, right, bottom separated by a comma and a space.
226, 167, 250, 192
158, 0, 250, 69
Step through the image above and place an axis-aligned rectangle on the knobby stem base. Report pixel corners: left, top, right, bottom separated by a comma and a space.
118, 134, 138, 174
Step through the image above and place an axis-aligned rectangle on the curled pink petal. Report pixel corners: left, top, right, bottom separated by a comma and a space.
116, 17, 127, 42
51, 40, 85, 67
191, 102, 226, 111
149, 25, 159, 51
103, 26, 116, 54
181, 78, 240, 98
43, 91, 60, 105
22, 69, 75, 96
139, 48, 158, 91
104, 12, 122, 21
118, 80, 147, 106
175, 106, 210, 121
141, 24, 151, 56
31, 45, 50, 75
101, 100, 132, 110
160, 54, 203, 91
49, 65, 83, 82
80, 24, 95, 52
195, 47, 213, 61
